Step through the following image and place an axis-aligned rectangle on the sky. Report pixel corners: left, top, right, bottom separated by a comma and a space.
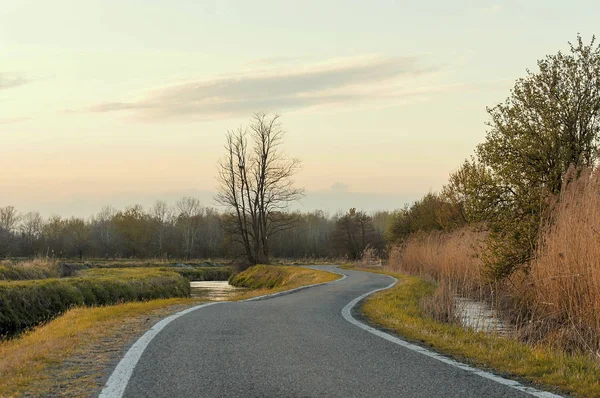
1, 0, 599, 217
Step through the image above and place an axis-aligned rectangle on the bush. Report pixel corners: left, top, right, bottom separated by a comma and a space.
0, 265, 55, 281
0, 259, 61, 281
0, 272, 189, 336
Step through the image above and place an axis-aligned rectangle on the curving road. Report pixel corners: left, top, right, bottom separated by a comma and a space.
102, 266, 559, 398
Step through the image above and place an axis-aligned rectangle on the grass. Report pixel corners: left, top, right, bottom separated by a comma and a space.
355, 266, 600, 398
0, 268, 189, 336
520, 166, 600, 355
76, 266, 232, 281
229, 264, 340, 300
0, 264, 339, 396
76, 258, 226, 268
0, 259, 60, 280
0, 297, 205, 397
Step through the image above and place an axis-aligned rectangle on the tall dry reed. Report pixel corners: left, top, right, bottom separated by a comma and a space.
388, 228, 489, 323
389, 227, 487, 294
520, 167, 600, 355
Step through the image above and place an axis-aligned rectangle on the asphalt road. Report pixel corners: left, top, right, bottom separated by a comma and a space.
115, 266, 553, 398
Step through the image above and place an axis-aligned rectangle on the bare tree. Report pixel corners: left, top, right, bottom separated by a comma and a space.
151, 200, 172, 258
93, 206, 117, 259
216, 113, 304, 264
19, 211, 43, 257
0, 206, 20, 257
176, 197, 203, 259
65, 217, 90, 260
330, 208, 385, 260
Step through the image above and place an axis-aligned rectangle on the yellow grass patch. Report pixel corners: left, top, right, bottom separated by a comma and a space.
0, 298, 205, 397
230, 265, 341, 301
356, 267, 600, 398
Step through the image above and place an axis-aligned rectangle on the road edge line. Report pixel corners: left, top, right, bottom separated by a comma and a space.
340, 272, 562, 398
98, 302, 219, 398
100, 268, 346, 397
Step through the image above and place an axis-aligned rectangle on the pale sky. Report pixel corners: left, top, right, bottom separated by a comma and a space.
1, 0, 599, 217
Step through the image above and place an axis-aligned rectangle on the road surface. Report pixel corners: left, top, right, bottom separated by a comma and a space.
105, 266, 558, 398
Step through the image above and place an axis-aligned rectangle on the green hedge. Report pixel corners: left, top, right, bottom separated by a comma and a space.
0, 265, 56, 281
0, 273, 189, 336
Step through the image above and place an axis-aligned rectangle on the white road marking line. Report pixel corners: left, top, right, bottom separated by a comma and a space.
340, 272, 563, 398
99, 302, 219, 398
100, 270, 346, 397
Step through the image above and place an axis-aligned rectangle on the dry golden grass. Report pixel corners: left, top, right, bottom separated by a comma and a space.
517, 166, 600, 356
389, 227, 487, 294
230, 265, 341, 300
0, 297, 205, 397
355, 266, 600, 398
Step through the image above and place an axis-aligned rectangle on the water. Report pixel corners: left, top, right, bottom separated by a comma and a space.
454, 296, 511, 335
190, 281, 245, 301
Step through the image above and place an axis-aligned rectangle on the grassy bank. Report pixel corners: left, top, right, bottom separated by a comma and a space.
78, 266, 233, 282
0, 259, 60, 280
0, 297, 205, 397
356, 267, 600, 397
0, 269, 190, 336
229, 264, 340, 299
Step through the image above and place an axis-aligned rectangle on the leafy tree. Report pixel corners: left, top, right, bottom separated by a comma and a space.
474, 35, 600, 279
385, 192, 467, 243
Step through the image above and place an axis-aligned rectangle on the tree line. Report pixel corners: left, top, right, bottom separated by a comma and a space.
0, 202, 390, 261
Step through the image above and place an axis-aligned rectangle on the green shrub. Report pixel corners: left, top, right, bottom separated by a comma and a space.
0, 265, 56, 281
0, 273, 189, 336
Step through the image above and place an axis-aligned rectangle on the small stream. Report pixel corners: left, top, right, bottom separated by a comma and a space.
454, 297, 511, 335
190, 281, 246, 301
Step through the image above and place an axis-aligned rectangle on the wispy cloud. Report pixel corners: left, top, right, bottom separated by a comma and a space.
87, 56, 441, 120
0, 73, 30, 91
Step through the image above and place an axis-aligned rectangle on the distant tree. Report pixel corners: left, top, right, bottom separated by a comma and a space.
65, 217, 90, 260
0, 206, 19, 257
113, 205, 150, 258
385, 193, 466, 244
92, 206, 117, 259
150, 200, 173, 258
331, 208, 384, 260
19, 212, 43, 257
216, 113, 304, 265
43, 215, 66, 258
175, 197, 203, 259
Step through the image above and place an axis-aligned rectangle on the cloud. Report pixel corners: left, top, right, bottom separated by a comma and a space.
0, 73, 29, 91
87, 56, 440, 120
